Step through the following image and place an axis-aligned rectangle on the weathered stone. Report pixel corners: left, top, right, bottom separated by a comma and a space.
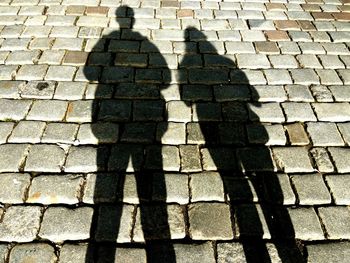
0, 173, 30, 203
0, 206, 41, 242
27, 174, 83, 204
133, 204, 185, 241
39, 206, 93, 242
189, 202, 233, 240
9, 244, 56, 263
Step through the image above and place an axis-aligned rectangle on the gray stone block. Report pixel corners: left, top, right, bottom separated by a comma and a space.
39, 206, 93, 242
325, 174, 350, 205
318, 206, 350, 239
189, 202, 233, 240
9, 244, 56, 263
307, 242, 350, 263
0, 144, 29, 172
0, 173, 30, 203
190, 172, 225, 202
0, 206, 42, 242
27, 174, 83, 204
291, 174, 331, 205
25, 144, 65, 172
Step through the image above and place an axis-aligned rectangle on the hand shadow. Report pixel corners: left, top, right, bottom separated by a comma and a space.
178, 27, 306, 263
83, 5, 175, 262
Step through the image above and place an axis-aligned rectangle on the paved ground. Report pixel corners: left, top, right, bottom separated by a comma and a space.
0, 0, 350, 262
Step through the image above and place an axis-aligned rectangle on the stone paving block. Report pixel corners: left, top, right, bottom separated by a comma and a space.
0, 122, 14, 144
166, 101, 191, 122
42, 123, 78, 144
0, 144, 29, 172
179, 145, 201, 173
0, 38, 30, 51
285, 123, 309, 145
0, 65, 18, 80
145, 145, 180, 171
83, 173, 118, 204
108, 144, 143, 172
264, 69, 293, 85
0, 173, 30, 204
25, 144, 65, 172
190, 172, 225, 202
77, 122, 119, 144
290, 69, 320, 85
16, 65, 48, 81
307, 242, 350, 263
60, 244, 92, 263
38, 50, 65, 65
328, 85, 350, 102
213, 84, 250, 102
248, 102, 285, 123
269, 55, 299, 69
316, 69, 343, 85
264, 173, 296, 205
149, 243, 215, 263
238, 147, 275, 172
201, 147, 236, 171
273, 147, 314, 173
326, 174, 350, 205
310, 147, 334, 173
307, 122, 344, 146
318, 55, 345, 69
313, 103, 350, 121
217, 243, 247, 263
318, 207, 350, 239
328, 147, 350, 173
278, 41, 300, 54
39, 206, 93, 242
66, 100, 95, 123
8, 120, 46, 143
291, 174, 331, 205
225, 41, 255, 54
338, 69, 350, 85
282, 207, 324, 240
27, 174, 83, 204
337, 123, 350, 145
19, 81, 56, 99
5, 50, 40, 65
45, 65, 77, 81
65, 146, 106, 173
0, 244, 8, 263
133, 204, 185, 241
236, 54, 270, 69
322, 43, 349, 55
235, 204, 271, 239
0, 99, 32, 121
156, 122, 186, 145
311, 85, 333, 102
26, 100, 68, 121
54, 81, 87, 100
224, 177, 259, 203
282, 102, 317, 122
0, 206, 41, 242
296, 54, 323, 69
285, 85, 314, 102
152, 173, 189, 204
9, 244, 56, 263
189, 202, 233, 240
95, 204, 134, 242
52, 38, 84, 51
247, 123, 286, 145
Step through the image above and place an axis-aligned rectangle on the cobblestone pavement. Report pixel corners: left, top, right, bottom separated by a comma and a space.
0, 0, 350, 262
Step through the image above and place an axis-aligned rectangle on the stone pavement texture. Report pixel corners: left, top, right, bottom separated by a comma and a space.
0, 0, 350, 262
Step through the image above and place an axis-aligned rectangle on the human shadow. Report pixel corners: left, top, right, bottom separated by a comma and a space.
178, 27, 306, 263
84, 6, 175, 262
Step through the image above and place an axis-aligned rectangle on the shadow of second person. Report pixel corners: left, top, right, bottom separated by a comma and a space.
178, 27, 305, 263
84, 5, 176, 263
